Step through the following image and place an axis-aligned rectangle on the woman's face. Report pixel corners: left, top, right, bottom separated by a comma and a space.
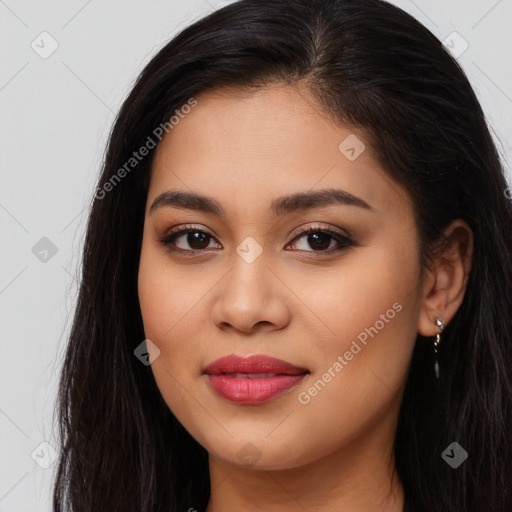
138, 85, 424, 470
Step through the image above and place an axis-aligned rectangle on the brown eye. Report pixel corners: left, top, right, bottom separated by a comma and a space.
286, 227, 355, 254
174, 231, 212, 250
158, 226, 220, 252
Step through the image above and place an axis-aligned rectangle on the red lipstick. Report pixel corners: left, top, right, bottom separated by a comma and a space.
203, 354, 309, 404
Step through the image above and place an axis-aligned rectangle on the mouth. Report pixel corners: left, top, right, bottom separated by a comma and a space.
203, 354, 309, 404
220, 372, 296, 378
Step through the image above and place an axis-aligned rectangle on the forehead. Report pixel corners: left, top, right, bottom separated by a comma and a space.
148, 85, 412, 220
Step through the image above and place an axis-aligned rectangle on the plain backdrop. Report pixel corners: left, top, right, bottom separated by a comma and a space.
1, 0, 511, 510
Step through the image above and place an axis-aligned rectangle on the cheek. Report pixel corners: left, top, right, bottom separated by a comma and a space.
137, 246, 205, 436
281, 254, 420, 466
137, 239, 205, 348
138, 245, 169, 343
299, 237, 421, 407
137, 239, 212, 409
308, 238, 419, 351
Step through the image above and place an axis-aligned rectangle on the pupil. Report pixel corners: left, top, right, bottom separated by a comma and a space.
189, 232, 209, 249
309, 233, 330, 250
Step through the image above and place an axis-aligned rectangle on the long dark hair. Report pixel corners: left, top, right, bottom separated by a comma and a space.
52, 0, 512, 510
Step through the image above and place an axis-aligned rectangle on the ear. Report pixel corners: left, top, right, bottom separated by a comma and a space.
418, 219, 473, 337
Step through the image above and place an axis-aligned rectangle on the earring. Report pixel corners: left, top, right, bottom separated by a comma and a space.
433, 317, 444, 379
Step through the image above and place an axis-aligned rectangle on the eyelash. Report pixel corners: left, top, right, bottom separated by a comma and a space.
157, 224, 356, 257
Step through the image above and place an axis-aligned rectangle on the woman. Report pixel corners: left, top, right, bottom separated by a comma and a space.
52, 0, 512, 511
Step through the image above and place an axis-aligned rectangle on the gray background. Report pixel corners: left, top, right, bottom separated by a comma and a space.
1, 0, 511, 510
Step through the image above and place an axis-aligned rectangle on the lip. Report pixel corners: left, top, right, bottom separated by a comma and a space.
203, 354, 309, 404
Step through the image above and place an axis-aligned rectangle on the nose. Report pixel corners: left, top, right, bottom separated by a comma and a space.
211, 256, 291, 335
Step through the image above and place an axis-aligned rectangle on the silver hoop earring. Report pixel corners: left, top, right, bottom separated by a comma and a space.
434, 317, 444, 379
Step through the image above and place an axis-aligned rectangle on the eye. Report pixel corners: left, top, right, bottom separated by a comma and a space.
286, 225, 355, 254
158, 224, 221, 252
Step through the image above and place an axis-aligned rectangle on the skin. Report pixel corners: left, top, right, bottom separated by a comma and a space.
137, 84, 473, 512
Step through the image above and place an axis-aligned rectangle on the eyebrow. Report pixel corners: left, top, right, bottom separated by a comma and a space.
149, 188, 374, 217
